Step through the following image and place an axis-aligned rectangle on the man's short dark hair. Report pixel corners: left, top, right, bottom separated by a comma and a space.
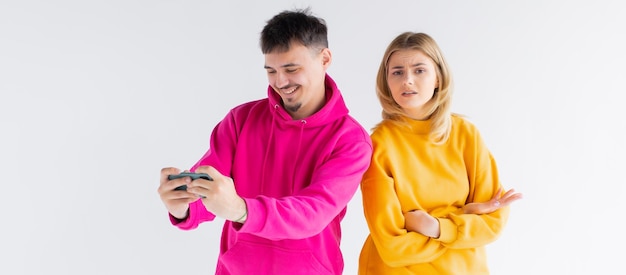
260, 8, 328, 54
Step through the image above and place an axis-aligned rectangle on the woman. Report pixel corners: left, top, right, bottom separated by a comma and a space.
359, 32, 522, 274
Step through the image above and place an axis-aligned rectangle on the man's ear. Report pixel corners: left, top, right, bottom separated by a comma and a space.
320, 48, 332, 69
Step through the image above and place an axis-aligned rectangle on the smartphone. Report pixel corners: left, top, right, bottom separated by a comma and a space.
168, 172, 213, 191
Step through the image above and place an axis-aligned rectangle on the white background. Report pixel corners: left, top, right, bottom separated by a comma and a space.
2, 1, 625, 274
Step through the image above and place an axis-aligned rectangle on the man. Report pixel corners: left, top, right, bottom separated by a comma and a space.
157, 8, 372, 274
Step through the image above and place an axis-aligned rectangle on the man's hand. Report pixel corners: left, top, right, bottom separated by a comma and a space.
189, 166, 247, 223
157, 167, 197, 219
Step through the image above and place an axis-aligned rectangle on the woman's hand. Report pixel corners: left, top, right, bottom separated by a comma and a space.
404, 210, 440, 238
463, 188, 523, 215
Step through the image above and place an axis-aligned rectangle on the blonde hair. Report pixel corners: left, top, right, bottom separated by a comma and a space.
375, 32, 455, 145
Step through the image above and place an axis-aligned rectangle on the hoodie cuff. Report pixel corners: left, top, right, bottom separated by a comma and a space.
169, 201, 201, 230
235, 197, 263, 233
435, 217, 457, 244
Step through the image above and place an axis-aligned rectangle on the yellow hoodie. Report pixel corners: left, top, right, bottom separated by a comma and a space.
359, 115, 510, 275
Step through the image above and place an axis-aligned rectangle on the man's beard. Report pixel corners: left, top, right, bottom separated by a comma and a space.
284, 102, 302, 113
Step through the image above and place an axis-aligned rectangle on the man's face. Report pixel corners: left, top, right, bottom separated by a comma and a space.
264, 43, 331, 120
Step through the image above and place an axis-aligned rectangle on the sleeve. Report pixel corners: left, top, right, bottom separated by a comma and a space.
436, 125, 510, 248
169, 198, 214, 230
361, 147, 448, 267
169, 110, 240, 230
237, 133, 373, 240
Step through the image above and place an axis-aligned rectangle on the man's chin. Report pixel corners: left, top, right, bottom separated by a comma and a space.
285, 104, 302, 113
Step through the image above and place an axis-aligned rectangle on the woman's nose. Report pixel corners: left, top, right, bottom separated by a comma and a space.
404, 75, 414, 86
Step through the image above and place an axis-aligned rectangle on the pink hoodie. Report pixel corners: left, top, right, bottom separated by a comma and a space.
170, 74, 372, 274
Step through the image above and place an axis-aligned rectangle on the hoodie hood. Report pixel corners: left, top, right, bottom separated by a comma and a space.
261, 73, 349, 194
266, 74, 349, 127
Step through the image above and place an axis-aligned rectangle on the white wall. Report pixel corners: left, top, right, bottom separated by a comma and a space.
2, 1, 624, 274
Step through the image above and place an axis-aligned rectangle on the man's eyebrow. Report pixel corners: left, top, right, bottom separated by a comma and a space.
264, 63, 299, 69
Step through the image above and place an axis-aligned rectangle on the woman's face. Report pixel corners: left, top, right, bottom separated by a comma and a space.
386, 49, 439, 120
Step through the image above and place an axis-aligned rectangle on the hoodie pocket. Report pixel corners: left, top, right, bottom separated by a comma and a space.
218, 240, 333, 275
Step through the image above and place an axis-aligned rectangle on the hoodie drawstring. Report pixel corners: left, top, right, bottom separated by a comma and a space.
290, 119, 306, 194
